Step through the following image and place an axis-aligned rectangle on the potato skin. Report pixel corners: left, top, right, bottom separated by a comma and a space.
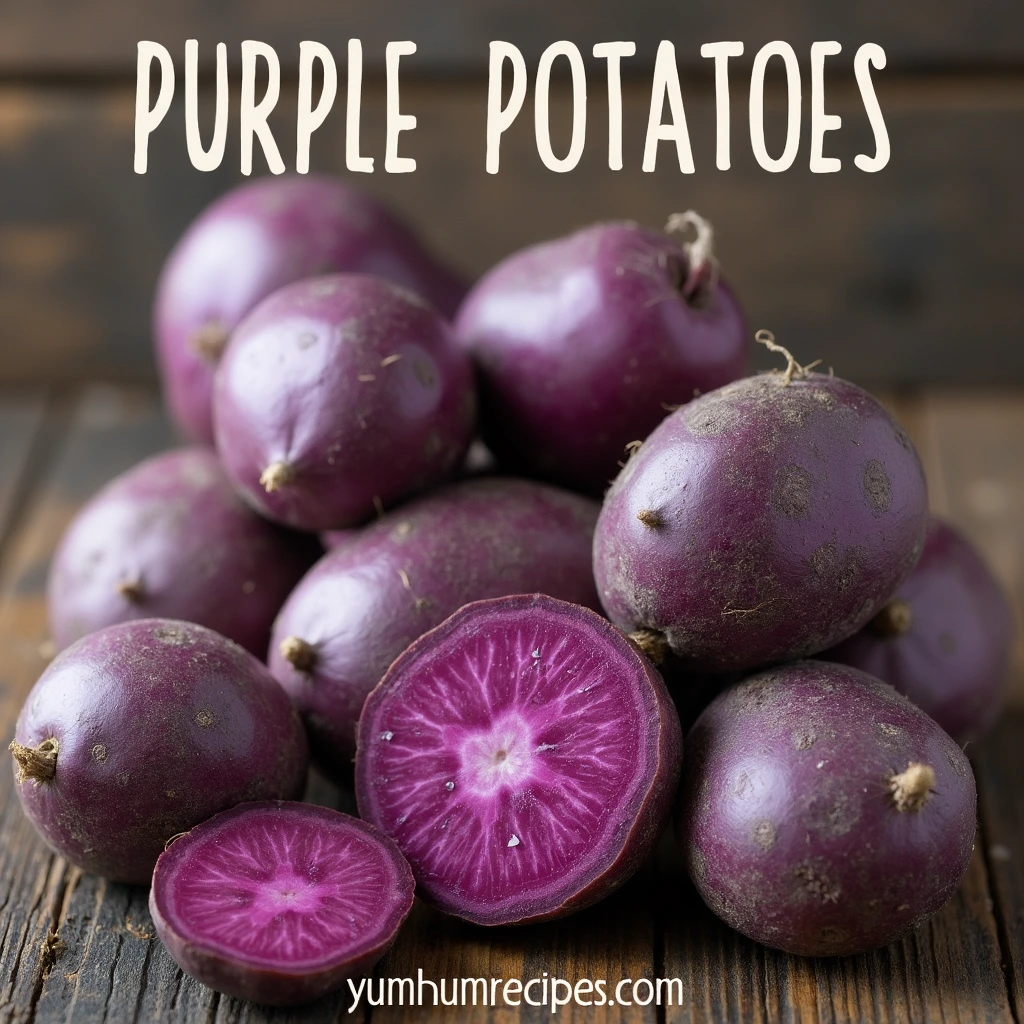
268, 477, 600, 776
155, 174, 466, 444
678, 661, 976, 957
12, 619, 308, 884
826, 517, 1014, 742
214, 273, 476, 531
594, 372, 929, 673
47, 447, 318, 657
455, 222, 748, 495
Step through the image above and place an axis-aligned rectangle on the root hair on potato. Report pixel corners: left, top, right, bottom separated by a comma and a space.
9, 737, 59, 785
279, 635, 318, 673
628, 628, 671, 666
755, 330, 822, 386
889, 762, 936, 813
869, 598, 914, 638
665, 210, 720, 301
189, 321, 230, 364
636, 509, 664, 528
259, 460, 294, 493
117, 578, 145, 603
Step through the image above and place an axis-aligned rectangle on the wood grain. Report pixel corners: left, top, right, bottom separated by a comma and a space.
1, 0, 1022, 74
973, 713, 1024, 1022
1, 78, 1023, 386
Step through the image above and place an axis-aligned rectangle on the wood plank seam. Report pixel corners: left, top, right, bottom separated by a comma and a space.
977, 793, 1022, 1024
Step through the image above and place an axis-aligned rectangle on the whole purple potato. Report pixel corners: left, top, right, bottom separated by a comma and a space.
47, 447, 318, 657
679, 661, 977, 957
826, 517, 1014, 742
454, 218, 748, 494
155, 174, 467, 443
214, 274, 476, 531
268, 477, 600, 775
593, 364, 929, 673
9, 619, 308, 884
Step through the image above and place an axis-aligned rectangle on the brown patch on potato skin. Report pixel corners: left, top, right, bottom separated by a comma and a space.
862, 459, 893, 515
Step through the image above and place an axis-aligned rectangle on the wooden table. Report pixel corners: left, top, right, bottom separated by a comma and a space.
0, 385, 1021, 1024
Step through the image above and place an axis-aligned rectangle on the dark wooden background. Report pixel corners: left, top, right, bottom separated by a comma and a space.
1, 0, 1023, 387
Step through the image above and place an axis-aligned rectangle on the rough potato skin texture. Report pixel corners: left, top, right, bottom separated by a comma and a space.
214, 273, 476, 531
593, 372, 929, 672
12, 619, 308, 884
678, 661, 977, 957
155, 174, 466, 444
268, 478, 601, 776
47, 447, 318, 657
826, 517, 1015, 742
455, 222, 748, 495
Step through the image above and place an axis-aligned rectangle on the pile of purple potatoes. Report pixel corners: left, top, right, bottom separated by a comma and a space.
9, 174, 1016, 1005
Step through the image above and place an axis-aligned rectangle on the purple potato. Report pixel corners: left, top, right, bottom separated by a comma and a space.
155, 174, 466, 443
10, 619, 308, 883
826, 516, 1015, 742
150, 801, 414, 1006
213, 273, 476, 531
356, 594, 682, 925
268, 477, 600, 775
593, 370, 929, 672
454, 220, 748, 494
47, 447, 318, 657
679, 660, 977, 956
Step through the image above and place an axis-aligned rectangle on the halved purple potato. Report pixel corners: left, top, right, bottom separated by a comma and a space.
594, 368, 929, 673
10, 619, 308, 884
679, 660, 977, 957
825, 517, 1015, 742
454, 219, 748, 494
355, 594, 682, 926
47, 447, 318, 657
269, 477, 600, 777
150, 801, 414, 1006
213, 273, 476, 531
155, 174, 467, 444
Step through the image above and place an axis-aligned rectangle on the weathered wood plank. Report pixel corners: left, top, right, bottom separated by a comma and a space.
1, 0, 1023, 74
0, 395, 47, 558
1, 79, 1024, 386
973, 712, 1024, 1022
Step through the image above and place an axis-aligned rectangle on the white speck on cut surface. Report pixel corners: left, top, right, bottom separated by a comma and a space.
991, 844, 1012, 861
507, 835, 520, 848
532, 649, 541, 659
445, 781, 455, 791
536, 743, 556, 752
381, 731, 394, 741
816, 761, 825, 769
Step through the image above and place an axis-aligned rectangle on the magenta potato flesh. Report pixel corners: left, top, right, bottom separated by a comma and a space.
594, 372, 929, 672
10, 619, 308, 883
214, 273, 476, 531
356, 594, 682, 926
454, 221, 748, 494
150, 801, 414, 1006
155, 174, 467, 443
47, 447, 318, 657
826, 517, 1014, 742
679, 661, 976, 957
268, 478, 601, 776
